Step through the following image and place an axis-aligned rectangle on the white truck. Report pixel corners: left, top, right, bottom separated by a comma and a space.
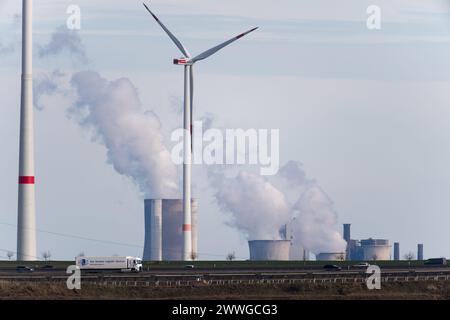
75, 256, 143, 272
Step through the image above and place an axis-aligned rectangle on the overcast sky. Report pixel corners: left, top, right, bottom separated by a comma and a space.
1, 0, 450, 260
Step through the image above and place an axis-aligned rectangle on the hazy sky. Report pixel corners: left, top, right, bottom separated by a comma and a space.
1, 0, 450, 260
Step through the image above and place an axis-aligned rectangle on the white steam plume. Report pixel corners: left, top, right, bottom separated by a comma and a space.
38, 26, 88, 64
278, 160, 308, 187
290, 183, 347, 254
209, 161, 346, 254
278, 161, 346, 254
210, 169, 291, 240
69, 71, 178, 198
34, 70, 67, 110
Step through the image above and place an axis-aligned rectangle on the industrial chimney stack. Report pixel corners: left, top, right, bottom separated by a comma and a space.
417, 243, 424, 261
343, 224, 351, 243
394, 242, 400, 261
17, 0, 37, 261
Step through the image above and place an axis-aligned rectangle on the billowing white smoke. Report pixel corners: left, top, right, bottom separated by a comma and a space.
281, 161, 346, 254
211, 170, 291, 240
210, 161, 346, 254
291, 183, 347, 254
0, 0, 20, 54
38, 26, 88, 64
278, 160, 308, 187
69, 71, 178, 198
34, 70, 67, 110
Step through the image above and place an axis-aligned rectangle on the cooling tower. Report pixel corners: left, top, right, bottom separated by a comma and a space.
162, 199, 198, 260
361, 239, 391, 261
289, 243, 307, 261
143, 199, 198, 261
248, 240, 290, 261
394, 242, 400, 261
417, 243, 424, 261
17, 0, 37, 261
316, 252, 345, 261
143, 199, 162, 261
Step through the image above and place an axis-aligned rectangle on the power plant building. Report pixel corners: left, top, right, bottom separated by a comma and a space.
280, 223, 309, 260
360, 238, 391, 261
143, 199, 198, 261
343, 224, 363, 260
248, 240, 290, 261
343, 224, 391, 261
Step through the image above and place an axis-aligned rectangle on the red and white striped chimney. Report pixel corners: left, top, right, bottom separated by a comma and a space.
17, 0, 36, 261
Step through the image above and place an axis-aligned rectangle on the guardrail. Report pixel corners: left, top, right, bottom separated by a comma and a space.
0, 271, 449, 288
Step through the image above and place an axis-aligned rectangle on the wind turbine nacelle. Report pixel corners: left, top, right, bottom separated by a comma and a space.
173, 58, 192, 65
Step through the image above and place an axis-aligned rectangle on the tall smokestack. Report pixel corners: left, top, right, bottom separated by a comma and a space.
394, 242, 400, 261
343, 224, 351, 260
343, 224, 351, 242
417, 243, 424, 261
17, 0, 37, 261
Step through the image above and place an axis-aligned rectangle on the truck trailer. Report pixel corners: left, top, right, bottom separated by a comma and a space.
75, 256, 143, 272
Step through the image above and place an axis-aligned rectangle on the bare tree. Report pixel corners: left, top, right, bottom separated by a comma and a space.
372, 254, 378, 261
77, 252, 85, 257
191, 252, 198, 261
337, 253, 345, 261
226, 252, 236, 261
404, 252, 415, 261
42, 251, 51, 261
7, 251, 14, 260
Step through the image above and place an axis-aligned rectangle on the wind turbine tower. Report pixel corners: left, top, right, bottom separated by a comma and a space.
17, 0, 37, 261
143, 3, 257, 260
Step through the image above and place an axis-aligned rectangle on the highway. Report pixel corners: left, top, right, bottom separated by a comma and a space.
0, 265, 449, 286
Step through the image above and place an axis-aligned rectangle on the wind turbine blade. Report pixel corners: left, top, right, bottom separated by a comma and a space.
143, 3, 191, 58
191, 27, 258, 63
190, 65, 194, 151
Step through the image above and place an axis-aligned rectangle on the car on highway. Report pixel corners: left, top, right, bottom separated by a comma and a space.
323, 264, 342, 271
353, 262, 370, 268
184, 264, 195, 269
16, 266, 34, 273
40, 265, 55, 271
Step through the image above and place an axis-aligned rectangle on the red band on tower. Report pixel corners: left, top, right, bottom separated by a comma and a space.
19, 176, 35, 184
183, 224, 192, 232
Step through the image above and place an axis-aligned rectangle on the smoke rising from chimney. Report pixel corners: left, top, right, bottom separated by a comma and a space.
34, 70, 66, 110
38, 26, 88, 64
210, 169, 291, 240
291, 184, 347, 254
209, 161, 346, 254
69, 71, 178, 198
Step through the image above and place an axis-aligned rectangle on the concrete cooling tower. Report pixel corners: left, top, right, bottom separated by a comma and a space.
248, 240, 290, 261
143, 199, 198, 261
142, 199, 162, 261
360, 239, 391, 261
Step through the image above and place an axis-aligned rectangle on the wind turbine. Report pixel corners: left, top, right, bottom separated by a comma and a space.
17, 0, 37, 261
143, 3, 257, 261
